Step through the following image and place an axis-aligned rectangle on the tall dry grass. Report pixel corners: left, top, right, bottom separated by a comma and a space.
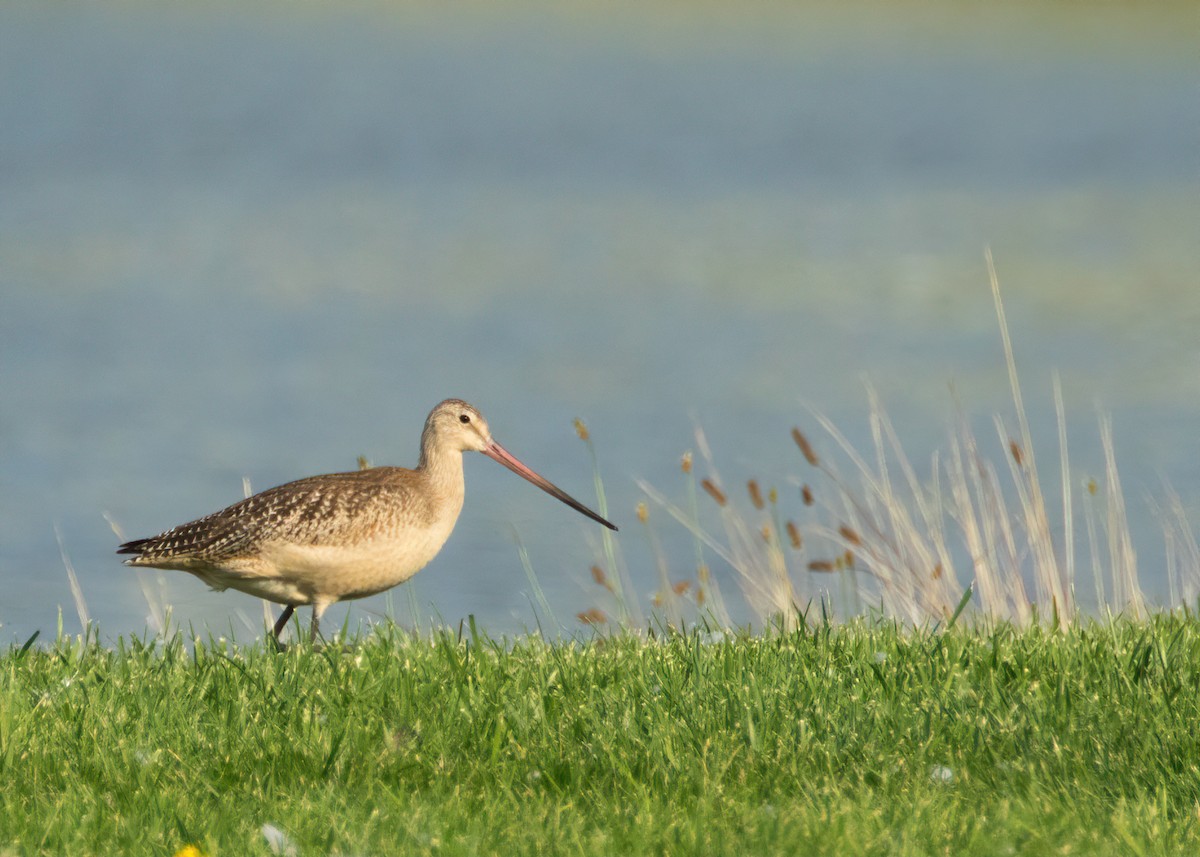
598, 253, 1196, 631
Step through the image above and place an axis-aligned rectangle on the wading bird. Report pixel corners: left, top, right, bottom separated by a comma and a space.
118, 399, 616, 644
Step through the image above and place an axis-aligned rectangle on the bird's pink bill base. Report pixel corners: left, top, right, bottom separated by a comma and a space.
482, 441, 617, 531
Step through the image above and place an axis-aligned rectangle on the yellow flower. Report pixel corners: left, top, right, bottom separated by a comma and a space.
174, 846, 204, 857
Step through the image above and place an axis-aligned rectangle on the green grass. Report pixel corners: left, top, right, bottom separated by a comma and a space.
2, 616, 1199, 856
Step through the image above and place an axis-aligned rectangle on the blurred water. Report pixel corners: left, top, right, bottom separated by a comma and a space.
1, 1, 1197, 641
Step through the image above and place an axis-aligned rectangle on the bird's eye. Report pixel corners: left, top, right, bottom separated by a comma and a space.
459, 414, 471, 424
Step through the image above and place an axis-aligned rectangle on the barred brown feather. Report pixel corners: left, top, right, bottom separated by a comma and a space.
118, 467, 422, 565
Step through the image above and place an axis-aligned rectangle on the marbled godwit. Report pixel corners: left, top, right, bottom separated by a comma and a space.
117, 399, 616, 644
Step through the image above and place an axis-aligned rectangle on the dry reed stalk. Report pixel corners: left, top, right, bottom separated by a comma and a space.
55, 523, 90, 631
945, 428, 998, 619
576, 419, 642, 630
1081, 473, 1106, 611
806, 402, 944, 622
688, 427, 802, 629
1099, 415, 1142, 618
1157, 485, 1200, 608
1055, 375, 1075, 610
682, 450, 733, 628
989, 249, 1068, 619
637, 443, 734, 629
638, 498, 684, 629
636, 484, 736, 625
107, 511, 170, 635
960, 413, 1033, 623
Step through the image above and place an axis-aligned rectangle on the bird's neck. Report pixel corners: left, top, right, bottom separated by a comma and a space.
417, 438, 466, 494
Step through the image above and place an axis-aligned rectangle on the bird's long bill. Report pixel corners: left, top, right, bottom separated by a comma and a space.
483, 441, 618, 531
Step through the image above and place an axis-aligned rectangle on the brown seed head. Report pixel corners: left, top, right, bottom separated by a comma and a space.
801, 484, 814, 506
768, 486, 778, 505
760, 524, 773, 543
932, 563, 943, 580
1087, 478, 1098, 496
672, 580, 691, 596
1010, 440, 1023, 467
747, 479, 764, 510
590, 564, 612, 591
680, 451, 693, 474
808, 560, 835, 573
573, 418, 589, 442
576, 608, 607, 626
357, 455, 371, 471
697, 563, 710, 583
843, 549, 855, 568
636, 501, 649, 524
701, 479, 727, 507
838, 524, 862, 546
785, 520, 802, 550
792, 428, 819, 467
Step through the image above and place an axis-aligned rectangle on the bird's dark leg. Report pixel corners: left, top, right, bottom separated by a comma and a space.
309, 599, 333, 649
271, 604, 296, 649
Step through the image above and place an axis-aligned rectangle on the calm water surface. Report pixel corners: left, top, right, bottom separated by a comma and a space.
1, 1, 1197, 641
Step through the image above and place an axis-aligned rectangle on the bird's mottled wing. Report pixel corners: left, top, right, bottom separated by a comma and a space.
118, 468, 411, 564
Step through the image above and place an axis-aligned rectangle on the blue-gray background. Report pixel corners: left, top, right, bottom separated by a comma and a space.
2, 1, 1197, 640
